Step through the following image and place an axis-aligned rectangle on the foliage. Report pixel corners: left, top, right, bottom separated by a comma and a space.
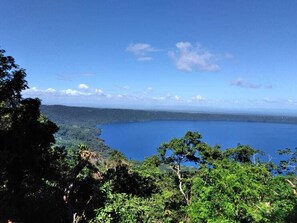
224, 144, 259, 163
158, 131, 223, 204
189, 161, 272, 222
267, 176, 297, 222
0, 49, 68, 221
277, 148, 297, 174
92, 182, 165, 223
188, 160, 297, 223
41, 104, 297, 127
54, 124, 110, 156
92, 159, 188, 223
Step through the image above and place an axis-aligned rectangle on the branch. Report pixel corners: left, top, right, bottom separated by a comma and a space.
171, 164, 189, 205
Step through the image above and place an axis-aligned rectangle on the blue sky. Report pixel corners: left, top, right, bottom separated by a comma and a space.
1, 0, 297, 114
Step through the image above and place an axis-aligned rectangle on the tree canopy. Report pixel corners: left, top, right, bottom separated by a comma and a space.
0, 48, 63, 221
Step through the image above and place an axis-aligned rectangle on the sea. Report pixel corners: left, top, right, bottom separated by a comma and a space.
99, 120, 297, 164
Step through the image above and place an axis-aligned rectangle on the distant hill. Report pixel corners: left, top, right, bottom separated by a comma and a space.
40, 105, 297, 155
41, 104, 297, 126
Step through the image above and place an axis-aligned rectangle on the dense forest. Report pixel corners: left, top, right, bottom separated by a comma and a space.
1, 48, 297, 223
41, 104, 297, 126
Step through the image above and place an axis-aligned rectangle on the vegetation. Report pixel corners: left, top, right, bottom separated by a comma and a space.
41, 105, 297, 155
41, 104, 297, 127
1, 48, 296, 222
0, 48, 64, 221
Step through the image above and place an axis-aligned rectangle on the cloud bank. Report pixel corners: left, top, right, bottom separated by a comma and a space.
22, 86, 209, 107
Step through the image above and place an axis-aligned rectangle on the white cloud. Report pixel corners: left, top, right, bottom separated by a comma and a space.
126, 43, 159, 61
61, 89, 92, 96
24, 86, 108, 100
78, 84, 89, 89
95, 88, 104, 95
126, 43, 156, 53
62, 89, 80, 96
166, 95, 181, 101
169, 42, 219, 72
22, 85, 297, 111
23, 87, 57, 96
30, 87, 38, 91
173, 95, 180, 101
153, 96, 166, 101
46, 88, 56, 93
22, 87, 38, 96
192, 95, 206, 101
23, 86, 205, 107
263, 98, 296, 105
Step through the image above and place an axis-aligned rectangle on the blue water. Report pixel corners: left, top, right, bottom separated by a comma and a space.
99, 120, 297, 163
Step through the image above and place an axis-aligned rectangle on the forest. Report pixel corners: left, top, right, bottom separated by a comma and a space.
1, 48, 297, 223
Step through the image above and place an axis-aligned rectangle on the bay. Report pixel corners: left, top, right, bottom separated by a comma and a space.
99, 120, 297, 163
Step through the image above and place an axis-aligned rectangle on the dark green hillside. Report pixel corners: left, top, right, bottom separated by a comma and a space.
41, 104, 297, 126
41, 105, 297, 155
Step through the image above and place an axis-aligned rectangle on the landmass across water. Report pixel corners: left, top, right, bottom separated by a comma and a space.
41, 105, 297, 158
41, 104, 297, 126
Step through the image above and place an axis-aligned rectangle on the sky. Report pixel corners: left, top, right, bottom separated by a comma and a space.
1, 0, 297, 114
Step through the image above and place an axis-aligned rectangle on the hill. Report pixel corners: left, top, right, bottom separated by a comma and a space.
40, 105, 297, 155
41, 105, 297, 126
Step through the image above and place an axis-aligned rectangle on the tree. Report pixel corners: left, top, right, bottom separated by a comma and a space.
158, 131, 223, 204
188, 159, 297, 223
189, 160, 272, 222
0, 49, 27, 109
224, 144, 259, 163
0, 48, 65, 221
277, 148, 297, 174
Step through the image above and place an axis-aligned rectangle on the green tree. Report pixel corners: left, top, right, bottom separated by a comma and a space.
158, 131, 223, 204
92, 182, 166, 223
188, 159, 297, 223
267, 176, 297, 222
0, 48, 66, 221
277, 148, 297, 174
224, 144, 259, 163
189, 161, 272, 222
92, 155, 187, 223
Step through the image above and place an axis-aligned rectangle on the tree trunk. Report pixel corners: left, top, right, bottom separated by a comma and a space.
173, 164, 189, 205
